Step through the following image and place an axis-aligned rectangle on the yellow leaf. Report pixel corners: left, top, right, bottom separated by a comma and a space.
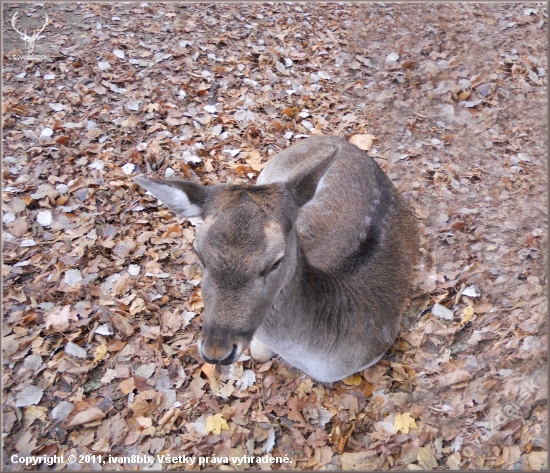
460, 305, 475, 326
394, 412, 417, 434
343, 373, 363, 386
205, 413, 229, 435
93, 342, 108, 363
349, 134, 376, 151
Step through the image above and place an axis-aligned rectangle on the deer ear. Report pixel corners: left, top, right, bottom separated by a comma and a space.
285, 144, 340, 207
134, 176, 208, 218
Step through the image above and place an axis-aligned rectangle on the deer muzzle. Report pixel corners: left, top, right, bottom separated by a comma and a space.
198, 329, 248, 365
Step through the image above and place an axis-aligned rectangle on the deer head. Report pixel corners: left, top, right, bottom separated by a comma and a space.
134, 150, 336, 364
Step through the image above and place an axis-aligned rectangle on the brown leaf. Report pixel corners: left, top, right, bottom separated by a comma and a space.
44, 305, 78, 331
362, 364, 387, 383
137, 231, 156, 243
120, 377, 136, 394
129, 298, 146, 315
361, 381, 377, 397
527, 451, 547, 470
15, 430, 37, 455
66, 407, 105, 427
338, 420, 359, 454
112, 312, 134, 337
340, 451, 380, 470
438, 369, 472, 387
189, 376, 207, 398
107, 340, 126, 352
148, 139, 163, 158
459, 90, 472, 101
231, 163, 255, 176
271, 119, 286, 133
283, 106, 300, 120
10, 217, 28, 237
417, 445, 438, 469
287, 395, 307, 427
128, 390, 164, 416
121, 116, 138, 128
165, 225, 183, 238
289, 51, 307, 61
314, 446, 333, 467
307, 429, 328, 448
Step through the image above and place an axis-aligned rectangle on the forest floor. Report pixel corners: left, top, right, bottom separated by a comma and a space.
2, 2, 548, 471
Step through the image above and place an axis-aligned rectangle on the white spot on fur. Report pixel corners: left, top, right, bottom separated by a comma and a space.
315, 173, 328, 193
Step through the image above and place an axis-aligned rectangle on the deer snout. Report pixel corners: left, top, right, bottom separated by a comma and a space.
198, 332, 243, 365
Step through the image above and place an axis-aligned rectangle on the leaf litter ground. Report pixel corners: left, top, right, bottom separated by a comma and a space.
2, 2, 547, 471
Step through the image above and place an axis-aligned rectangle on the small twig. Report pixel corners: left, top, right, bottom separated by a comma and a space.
454, 282, 467, 305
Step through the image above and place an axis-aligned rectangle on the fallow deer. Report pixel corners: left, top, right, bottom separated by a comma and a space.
135, 136, 418, 382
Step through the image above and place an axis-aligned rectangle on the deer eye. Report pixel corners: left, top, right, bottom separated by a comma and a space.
268, 258, 284, 273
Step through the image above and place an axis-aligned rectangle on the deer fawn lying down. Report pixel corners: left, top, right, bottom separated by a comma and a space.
135, 136, 418, 382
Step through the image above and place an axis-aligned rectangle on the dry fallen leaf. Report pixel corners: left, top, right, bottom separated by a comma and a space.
15, 385, 44, 407
349, 134, 376, 151
1, 3, 546, 467
9, 217, 28, 237
417, 445, 438, 470
112, 312, 134, 337
286, 395, 307, 426
244, 150, 267, 171
44, 305, 78, 331
51, 401, 74, 422
461, 304, 475, 326
129, 390, 164, 416
438, 369, 472, 386
66, 407, 105, 428
343, 373, 363, 386
394, 412, 418, 434
119, 378, 136, 394
527, 451, 548, 470
205, 413, 229, 435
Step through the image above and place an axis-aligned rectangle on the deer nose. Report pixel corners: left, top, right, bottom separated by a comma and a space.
199, 338, 239, 365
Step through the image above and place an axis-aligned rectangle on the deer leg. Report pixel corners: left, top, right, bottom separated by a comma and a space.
250, 336, 274, 363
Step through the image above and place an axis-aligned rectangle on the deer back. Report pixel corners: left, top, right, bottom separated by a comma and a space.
254, 137, 418, 380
